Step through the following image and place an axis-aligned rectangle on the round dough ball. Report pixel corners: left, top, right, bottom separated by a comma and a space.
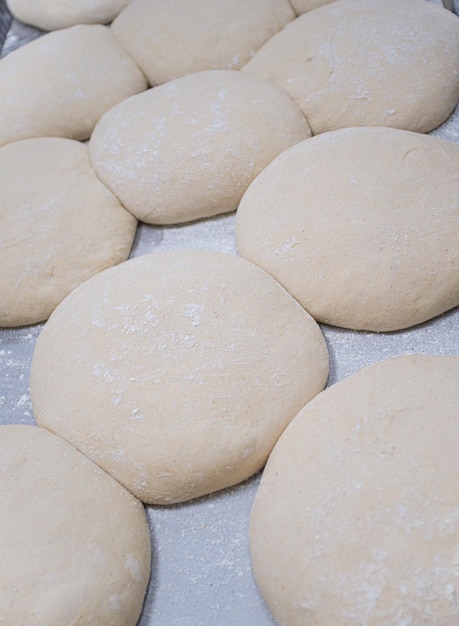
242, 0, 459, 134
0, 25, 147, 148
30, 250, 329, 504
6, 0, 131, 30
236, 127, 459, 332
250, 354, 459, 626
111, 0, 295, 86
90, 70, 311, 225
0, 424, 151, 626
0, 138, 137, 327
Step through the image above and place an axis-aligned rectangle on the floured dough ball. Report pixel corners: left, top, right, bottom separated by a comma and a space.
250, 354, 459, 626
0, 424, 151, 626
236, 127, 459, 332
290, 0, 336, 13
111, 0, 295, 86
0, 25, 147, 148
30, 250, 329, 504
242, 0, 459, 134
6, 0, 131, 30
0, 138, 137, 327
90, 70, 310, 225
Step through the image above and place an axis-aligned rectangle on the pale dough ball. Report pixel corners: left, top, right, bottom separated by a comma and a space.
89, 70, 311, 225
290, 0, 336, 14
0, 25, 147, 147
242, 0, 459, 134
30, 250, 329, 504
6, 0, 131, 30
250, 354, 459, 626
236, 127, 459, 332
111, 0, 295, 86
0, 138, 137, 327
0, 424, 151, 626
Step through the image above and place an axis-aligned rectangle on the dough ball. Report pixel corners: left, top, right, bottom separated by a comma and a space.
111, 0, 295, 86
290, 0, 336, 14
0, 424, 151, 626
250, 354, 459, 626
0, 25, 147, 148
6, 0, 131, 30
30, 250, 329, 504
90, 70, 310, 225
236, 127, 459, 332
242, 0, 459, 134
0, 138, 137, 327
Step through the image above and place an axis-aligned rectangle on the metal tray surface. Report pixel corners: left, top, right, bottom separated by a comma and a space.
1, 3, 459, 624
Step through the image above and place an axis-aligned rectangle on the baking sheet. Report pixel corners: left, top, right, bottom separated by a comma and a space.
1, 3, 459, 624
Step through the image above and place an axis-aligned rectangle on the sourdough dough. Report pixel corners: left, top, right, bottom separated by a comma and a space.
236, 127, 459, 332
250, 354, 459, 626
30, 250, 329, 504
6, 0, 131, 30
0, 424, 151, 626
89, 70, 310, 224
289, 0, 336, 13
0, 25, 147, 147
242, 0, 459, 134
111, 0, 295, 86
0, 137, 137, 327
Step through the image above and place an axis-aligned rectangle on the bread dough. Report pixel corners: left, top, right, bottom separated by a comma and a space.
0, 137, 137, 327
6, 0, 131, 30
236, 127, 459, 331
250, 354, 459, 626
0, 25, 147, 148
111, 0, 295, 86
290, 0, 336, 14
0, 424, 151, 626
90, 70, 310, 224
242, 0, 459, 134
30, 250, 329, 504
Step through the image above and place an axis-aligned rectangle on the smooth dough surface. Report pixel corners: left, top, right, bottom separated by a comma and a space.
0, 424, 151, 626
6, 0, 131, 30
111, 0, 295, 86
290, 0, 336, 13
0, 138, 137, 327
250, 354, 459, 626
242, 0, 459, 134
0, 25, 147, 147
90, 70, 310, 224
236, 127, 459, 332
30, 250, 329, 504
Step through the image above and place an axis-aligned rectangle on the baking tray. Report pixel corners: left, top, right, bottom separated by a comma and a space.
1, 2, 459, 624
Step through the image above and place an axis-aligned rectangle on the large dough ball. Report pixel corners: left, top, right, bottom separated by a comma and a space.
6, 0, 131, 30
0, 138, 137, 327
30, 250, 329, 504
236, 127, 459, 332
111, 0, 295, 86
0, 425, 151, 626
242, 0, 459, 134
0, 25, 147, 147
90, 70, 310, 224
250, 354, 459, 626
